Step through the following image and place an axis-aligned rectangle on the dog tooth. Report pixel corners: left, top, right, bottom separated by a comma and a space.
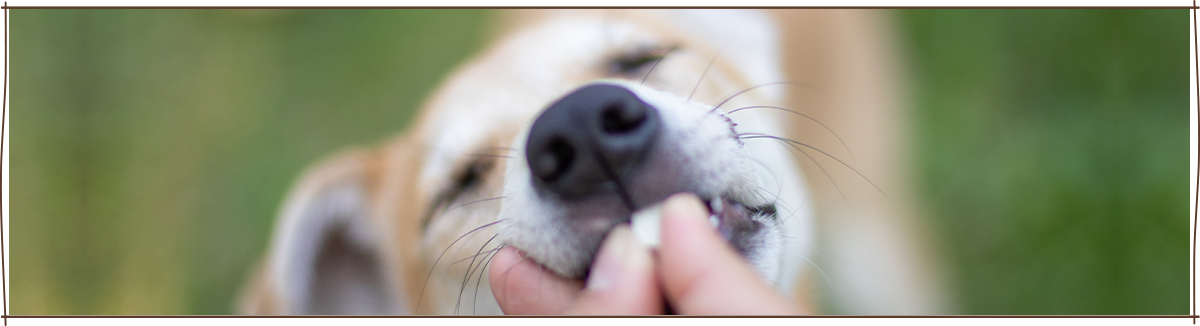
711, 197, 724, 214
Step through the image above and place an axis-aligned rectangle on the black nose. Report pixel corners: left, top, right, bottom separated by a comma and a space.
525, 84, 662, 199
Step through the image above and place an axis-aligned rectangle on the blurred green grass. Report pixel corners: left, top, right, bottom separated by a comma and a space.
903, 9, 1188, 314
10, 9, 1189, 314
13, 9, 490, 314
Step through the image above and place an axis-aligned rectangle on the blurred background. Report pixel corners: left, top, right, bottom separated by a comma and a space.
11, 9, 1188, 314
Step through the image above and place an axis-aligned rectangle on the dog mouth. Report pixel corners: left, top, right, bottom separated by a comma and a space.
701, 196, 774, 257
570, 194, 775, 277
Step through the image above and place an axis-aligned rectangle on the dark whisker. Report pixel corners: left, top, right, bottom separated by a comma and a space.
415, 219, 507, 313
421, 196, 507, 230
747, 157, 785, 210
450, 246, 506, 265
473, 244, 504, 314
751, 185, 780, 213
745, 144, 825, 224
456, 233, 500, 315
430, 196, 507, 228
449, 196, 507, 212
740, 133, 887, 198
751, 184, 778, 208
729, 105, 855, 158
744, 161, 782, 210
708, 81, 805, 114
751, 133, 849, 209
688, 49, 722, 101
640, 47, 676, 85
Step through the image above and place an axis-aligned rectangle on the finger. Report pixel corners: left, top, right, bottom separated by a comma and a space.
563, 225, 664, 315
658, 193, 800, 315
488, 246, 584, 314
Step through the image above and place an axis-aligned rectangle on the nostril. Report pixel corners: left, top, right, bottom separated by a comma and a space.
600, 103, 647, 134
533, 138, 575, 183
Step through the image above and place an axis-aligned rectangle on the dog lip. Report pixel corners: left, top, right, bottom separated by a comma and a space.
585, 195, 768, 263
570, 194, 769, 282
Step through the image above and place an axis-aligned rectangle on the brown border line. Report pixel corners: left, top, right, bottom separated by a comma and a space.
0, 7, 1190, 318
0, 6, 1197, 9
3, 2, 8, 326
0, 314, 1200, 316
1, 315, 1198, 318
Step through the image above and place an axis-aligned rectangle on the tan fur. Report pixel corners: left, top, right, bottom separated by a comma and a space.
238, 261, 281, 314
240, 9, 944, 315
773, 10, 948, 313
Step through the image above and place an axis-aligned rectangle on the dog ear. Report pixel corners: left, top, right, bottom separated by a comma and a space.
239, 149, 402, 315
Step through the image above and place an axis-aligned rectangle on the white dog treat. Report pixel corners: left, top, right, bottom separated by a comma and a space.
631, 203, 664, 248
631, 199, 721, 248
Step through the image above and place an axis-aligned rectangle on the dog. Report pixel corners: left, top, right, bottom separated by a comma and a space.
238, 9, 947, 315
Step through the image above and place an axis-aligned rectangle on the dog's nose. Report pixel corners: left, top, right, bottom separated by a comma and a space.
525, 84, 662, 199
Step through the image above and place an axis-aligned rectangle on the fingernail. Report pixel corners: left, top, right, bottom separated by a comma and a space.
663, 193, 710, 224
586, 225, 648, 291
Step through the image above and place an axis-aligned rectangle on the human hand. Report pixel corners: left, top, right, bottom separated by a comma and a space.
487, 193, 801, 315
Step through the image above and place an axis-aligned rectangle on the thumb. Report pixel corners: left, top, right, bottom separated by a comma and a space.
657, 193, 800, 315
564, 225, 664, 315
